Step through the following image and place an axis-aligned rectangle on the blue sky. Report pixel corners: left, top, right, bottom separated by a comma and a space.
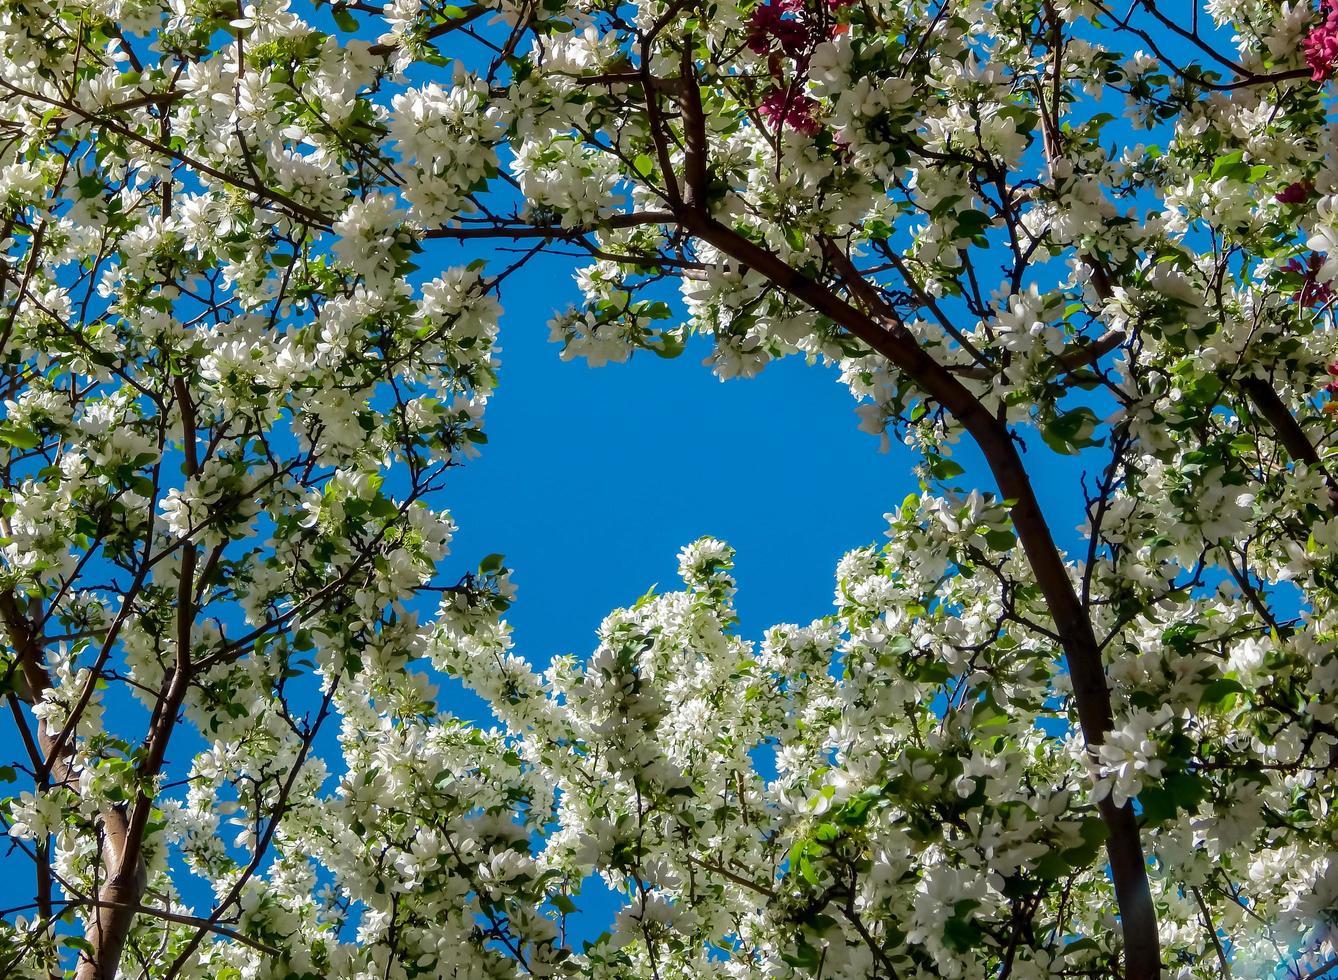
443, 251, 1091, 670
449, 275, 914, 661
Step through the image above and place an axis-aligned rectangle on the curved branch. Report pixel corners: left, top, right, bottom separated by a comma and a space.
673, 206, 1160, 978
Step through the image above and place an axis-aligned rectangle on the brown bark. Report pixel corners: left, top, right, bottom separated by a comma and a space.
75, 808, 147, 980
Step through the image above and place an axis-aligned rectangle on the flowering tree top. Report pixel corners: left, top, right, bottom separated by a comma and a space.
2, 0, 1338, 978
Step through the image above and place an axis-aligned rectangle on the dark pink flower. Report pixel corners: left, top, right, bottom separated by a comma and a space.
1285, 252, 1333, 308
759, 87, 821, 134
1304, 276, 1334, 308
746, 0, 808, 57
1304, 0, 1338, 82
1276, 181, 1314, 205
1326, 361, 1338, 394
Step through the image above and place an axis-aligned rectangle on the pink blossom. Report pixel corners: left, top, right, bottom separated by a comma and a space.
1304, 0, 1338, 82
1276, 180, 1314, 204
1285, 252, 1333, 308
1326, 361, 1338, 394
759, 87, 821, 134
747, 0, 851, 57
746, 0, 808, 57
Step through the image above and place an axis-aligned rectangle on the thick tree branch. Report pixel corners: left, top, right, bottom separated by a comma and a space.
671, 205, 1160, 977
0, 588, 145, 980
73, 379, 200, 980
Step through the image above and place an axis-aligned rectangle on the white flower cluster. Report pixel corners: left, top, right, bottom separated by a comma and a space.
2, 0, 1338, 978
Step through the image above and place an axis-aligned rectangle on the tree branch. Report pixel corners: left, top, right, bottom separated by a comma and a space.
671, 205, 1160, 978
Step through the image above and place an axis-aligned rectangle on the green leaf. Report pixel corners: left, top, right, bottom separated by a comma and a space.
1162, 622, 1205, 651
1034, 849, 1070, 881
951, 209, 991, 242
942, 908, 981, 953
632, 154, 654, 179
799, 850, 818, 885
649, 331, 685, 359
915, 660, 952, 685
1209, 150, 1248, 181
0, 425, 40, 449
1041, 407, 1102, 455
929, 455, 965, 480
1199, 677, 1246, 708
782, 939, 821, 970
1063, 937, 1102, 954
1055, 817, 1107, 872
834, 791, 880, 827
1138, 771, 1207, 825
